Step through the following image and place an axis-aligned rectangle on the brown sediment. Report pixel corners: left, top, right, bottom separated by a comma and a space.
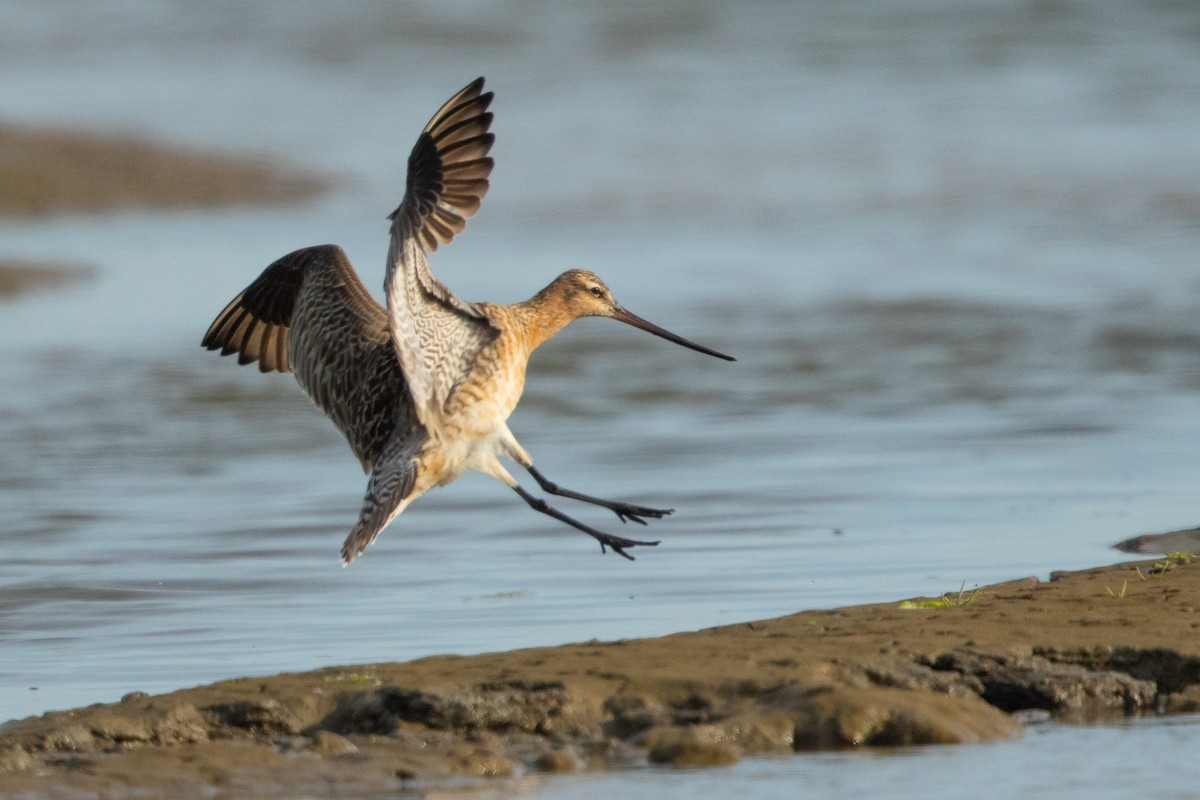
0, 121, 331, 303
0, 122, 329, 218
0, 261, 91, 299
1114, 527, 1200, 555
2, 557, 1199, 797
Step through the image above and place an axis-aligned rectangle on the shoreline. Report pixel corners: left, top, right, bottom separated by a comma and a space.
2, 556, 1198, 796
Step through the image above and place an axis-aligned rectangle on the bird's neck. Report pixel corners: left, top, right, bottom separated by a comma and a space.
505, 286, 578, 354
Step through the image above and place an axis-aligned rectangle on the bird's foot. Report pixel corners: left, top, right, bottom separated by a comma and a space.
595, 531, 660, 561
609, 502, 675, 526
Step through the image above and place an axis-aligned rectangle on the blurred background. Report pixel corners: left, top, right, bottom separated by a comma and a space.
1, 2, 1199, 785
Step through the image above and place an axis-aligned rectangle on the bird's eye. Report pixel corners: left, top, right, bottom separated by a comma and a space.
588, 286, 604, 298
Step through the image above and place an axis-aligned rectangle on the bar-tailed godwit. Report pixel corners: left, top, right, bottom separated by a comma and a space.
203, 78, 733, 564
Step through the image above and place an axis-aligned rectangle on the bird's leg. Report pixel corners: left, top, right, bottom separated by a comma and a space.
524, 465, 674, 526
512, 485, 659, 560
500, 427, 673, 525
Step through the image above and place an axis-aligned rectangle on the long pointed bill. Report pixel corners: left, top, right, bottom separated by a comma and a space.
610, 306, 736, 361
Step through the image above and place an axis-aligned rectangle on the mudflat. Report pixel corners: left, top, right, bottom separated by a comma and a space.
0, 119, 328, 301
0, 261, 90, 299
2, 556, 1197, 798
0, 122, 326, 218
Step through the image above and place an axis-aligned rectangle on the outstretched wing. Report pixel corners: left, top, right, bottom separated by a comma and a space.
385, 76, 500, 431
203, 244, 419, 472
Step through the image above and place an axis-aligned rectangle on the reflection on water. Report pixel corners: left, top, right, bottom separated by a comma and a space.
2, 5, 1200, 797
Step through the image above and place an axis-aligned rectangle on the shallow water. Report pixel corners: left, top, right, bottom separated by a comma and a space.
524, 716, 1200, 800
2, 0, 1200, 794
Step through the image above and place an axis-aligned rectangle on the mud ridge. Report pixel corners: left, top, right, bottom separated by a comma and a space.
0, 122, 329, 218
2, 557, 1199, 797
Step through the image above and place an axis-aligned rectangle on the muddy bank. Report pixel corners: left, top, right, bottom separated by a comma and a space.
0, 261, 90, 299
1116, 526, 1200, 556
0, 122, 327, 218
0, 121, 329, 302
2, 557, 1198, 797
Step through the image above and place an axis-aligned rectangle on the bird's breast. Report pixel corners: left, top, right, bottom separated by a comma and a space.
442, 333, 528, 430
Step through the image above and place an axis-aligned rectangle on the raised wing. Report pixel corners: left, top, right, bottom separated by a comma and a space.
385, 76, 500, 431
203, 244, 418, 472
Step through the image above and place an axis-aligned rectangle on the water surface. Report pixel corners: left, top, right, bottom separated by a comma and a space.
2, 0, 1200, 793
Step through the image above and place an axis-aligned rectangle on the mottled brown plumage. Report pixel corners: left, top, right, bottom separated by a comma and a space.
204, 77, 733, 565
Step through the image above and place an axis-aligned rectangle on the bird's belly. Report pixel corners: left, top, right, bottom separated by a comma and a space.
424, 423, 507, 488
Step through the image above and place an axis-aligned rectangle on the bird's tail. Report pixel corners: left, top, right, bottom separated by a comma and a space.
340, 444, 422, 565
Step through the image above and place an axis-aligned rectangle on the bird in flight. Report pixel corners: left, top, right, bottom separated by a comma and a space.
203, 77, 734, 564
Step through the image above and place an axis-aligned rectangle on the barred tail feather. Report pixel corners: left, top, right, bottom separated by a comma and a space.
340, 440, 422, 565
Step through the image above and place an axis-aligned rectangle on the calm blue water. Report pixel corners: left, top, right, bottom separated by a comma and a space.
2, 0, 1200, 794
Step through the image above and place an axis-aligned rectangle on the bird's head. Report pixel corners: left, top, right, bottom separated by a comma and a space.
550, 269, 735, 361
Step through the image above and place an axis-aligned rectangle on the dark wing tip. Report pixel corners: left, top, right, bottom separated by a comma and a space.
201, 245, 345, 373
392, 78, 497, 250
204, 293, 292, 374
